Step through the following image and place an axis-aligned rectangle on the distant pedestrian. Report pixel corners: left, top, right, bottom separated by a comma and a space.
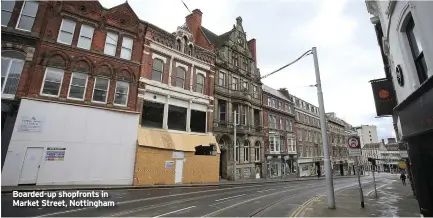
400, 172, 407, 186
317, 168, 321, 178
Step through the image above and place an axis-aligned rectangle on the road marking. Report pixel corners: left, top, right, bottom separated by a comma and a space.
257, 189, 275, 193
38, 183, 269, 217
201, 185, 323, 217
153, 206, 196, 218
214, 194, 246, 202
289, 195, 319, 217
367, 180, 395, 196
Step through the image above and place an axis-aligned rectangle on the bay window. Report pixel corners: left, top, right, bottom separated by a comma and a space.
269, 135, 281, 153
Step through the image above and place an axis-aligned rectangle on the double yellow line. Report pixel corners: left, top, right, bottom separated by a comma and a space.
290, 195, 322, 217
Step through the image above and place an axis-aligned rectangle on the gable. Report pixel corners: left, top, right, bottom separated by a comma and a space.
61, 1, 103, 22
105, 3, 140, 30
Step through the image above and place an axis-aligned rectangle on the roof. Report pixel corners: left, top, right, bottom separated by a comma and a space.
262, 84, 292, 102
201, 27, 234, 48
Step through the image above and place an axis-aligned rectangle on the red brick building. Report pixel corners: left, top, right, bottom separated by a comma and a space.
262, 85, 297, 178
1, 1, 146, 186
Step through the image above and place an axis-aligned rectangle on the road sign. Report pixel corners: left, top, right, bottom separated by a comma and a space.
399, 160, 407, 169
347, 135, 361, 157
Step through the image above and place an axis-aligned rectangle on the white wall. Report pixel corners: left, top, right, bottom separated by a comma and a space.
2, 99, 139, 186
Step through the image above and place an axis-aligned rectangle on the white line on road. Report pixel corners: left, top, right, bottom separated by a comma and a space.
367, 180, 395, 196
257, 189, 275, 193
214, 194, 246, 202
153, 206, 196, 218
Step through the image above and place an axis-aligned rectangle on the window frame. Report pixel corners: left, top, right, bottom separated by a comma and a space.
104, 31, 119, 56
244, 145, 249, 162
253, 85, 258, 98
151, 58, 164, 82
1, 57, 25, 99
196, 73, 205, 94
120, 36, 133, 60
175, 66, 186, 88
91, 76, 110, 104
255, 143, 260, 162
113, 80, 130, 107
15, 1, 39, 32
232, 76, 238, 90
57, 18, 76, 45
77, 24, 94, 50
218, 71, 225, 87
40, 67, 65, 98
67, 72, 88, 101
218, 100, 227, 122
1, 1, 15, 27
405, 17, 428, 84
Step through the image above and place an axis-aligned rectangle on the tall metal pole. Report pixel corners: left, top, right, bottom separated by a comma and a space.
233, 110, 237, 181
355, 157, 365, 208
312, 47, 335, 209
372, 165, 378, 198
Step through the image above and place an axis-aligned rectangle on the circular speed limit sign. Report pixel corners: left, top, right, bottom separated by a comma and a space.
348, 136, 360, 149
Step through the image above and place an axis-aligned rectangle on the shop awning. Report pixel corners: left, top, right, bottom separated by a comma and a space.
137, 127, 220, 153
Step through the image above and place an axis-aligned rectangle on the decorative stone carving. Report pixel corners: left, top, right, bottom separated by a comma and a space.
95, 64, 113, 78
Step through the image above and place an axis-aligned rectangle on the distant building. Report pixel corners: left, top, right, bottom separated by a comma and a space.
354, 125, 379, 148
262, 86, 297, 178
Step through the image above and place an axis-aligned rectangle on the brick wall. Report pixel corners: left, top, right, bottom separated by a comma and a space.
16, 1, 146, 112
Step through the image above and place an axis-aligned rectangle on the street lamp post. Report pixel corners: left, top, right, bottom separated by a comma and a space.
312, 47, 336, 209
233, 110, 237, 181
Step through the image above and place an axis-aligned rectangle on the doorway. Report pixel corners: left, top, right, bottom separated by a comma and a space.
19, 147, 44, 185
175, 159, 183, 184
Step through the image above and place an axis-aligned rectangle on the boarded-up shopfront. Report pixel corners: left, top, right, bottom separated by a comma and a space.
134, 128, 220, 185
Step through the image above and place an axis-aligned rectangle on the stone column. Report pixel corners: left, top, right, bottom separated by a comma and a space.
163, 96, 170, 129
190, 64, 195, 91
250, 106, 255, 127
187, 99, 192, 132
168, 56, 174, 87
228, 100, 233, 123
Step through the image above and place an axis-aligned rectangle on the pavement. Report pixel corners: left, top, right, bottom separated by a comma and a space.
1, 174, 355, 193
294, 174, 421, 217
1, 174, 388, 217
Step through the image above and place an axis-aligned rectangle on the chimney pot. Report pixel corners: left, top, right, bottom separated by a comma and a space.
236, 16, 242, 26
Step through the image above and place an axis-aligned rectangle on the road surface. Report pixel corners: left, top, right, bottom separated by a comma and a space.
1, 174, 394, 217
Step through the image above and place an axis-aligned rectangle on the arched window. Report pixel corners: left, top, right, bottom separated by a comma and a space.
183, 36, 188, 53
235, 140, 240, 163
1, 51, 25, 98
188, 44, 193, 56
254, 141, 260, 162
243, 141, 250, 162
176, 39, 181, 51
196, 73, 204, 93
175, 67, 185, 88
152, 58, 164, 82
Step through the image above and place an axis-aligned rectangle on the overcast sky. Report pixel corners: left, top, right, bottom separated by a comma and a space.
100, 0, 395, 142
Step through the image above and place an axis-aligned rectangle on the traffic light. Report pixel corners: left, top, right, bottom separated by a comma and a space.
368, 157, 377, 166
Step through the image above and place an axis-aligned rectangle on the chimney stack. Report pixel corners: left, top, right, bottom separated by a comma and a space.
186, 9, 203, 37
248, 38, 257, 66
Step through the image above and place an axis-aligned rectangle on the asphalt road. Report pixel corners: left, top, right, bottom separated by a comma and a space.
1, 173, 394, 217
